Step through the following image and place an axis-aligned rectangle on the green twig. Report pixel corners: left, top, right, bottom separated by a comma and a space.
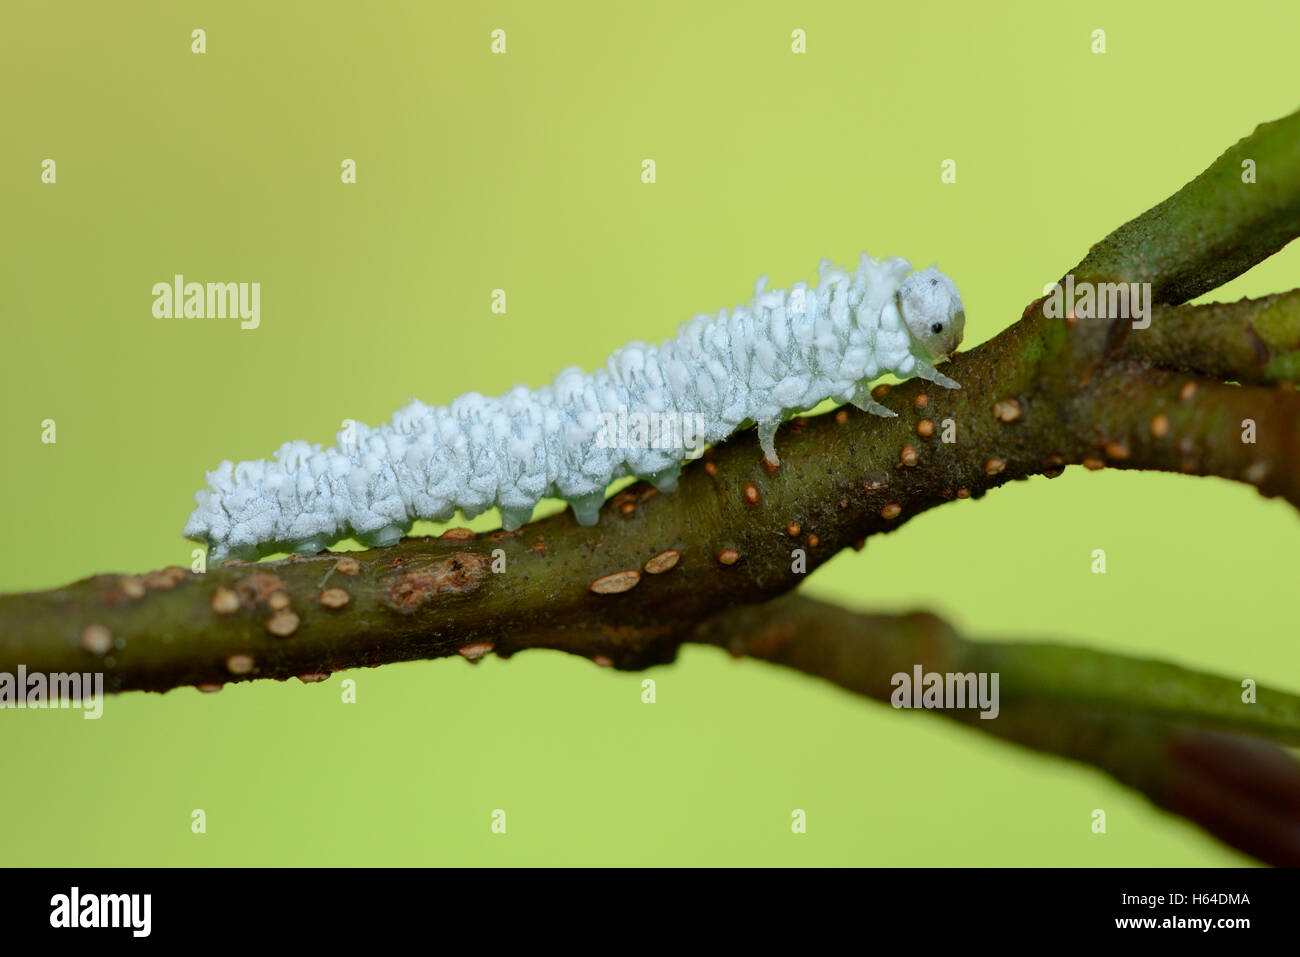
694, 592, 1300, 866
1070, 110, 1300, 304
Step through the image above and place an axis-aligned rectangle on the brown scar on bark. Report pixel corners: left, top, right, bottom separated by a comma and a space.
589, 570, 641, 594
142, 566, 189, 591
381, 553, 491, 613
119, 576, 146, 600
643, 550, 681, 574
237, 573, 286, 606
94, 576, 135, 607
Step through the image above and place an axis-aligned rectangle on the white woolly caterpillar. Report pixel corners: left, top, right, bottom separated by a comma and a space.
185, 253, 966, 561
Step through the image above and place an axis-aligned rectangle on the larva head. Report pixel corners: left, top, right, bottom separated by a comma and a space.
898, 266, 965, 359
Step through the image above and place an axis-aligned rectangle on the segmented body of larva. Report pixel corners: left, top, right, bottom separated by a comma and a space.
184, 253, 965, 561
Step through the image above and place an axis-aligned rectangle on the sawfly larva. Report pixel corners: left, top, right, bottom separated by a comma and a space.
185, 253, 965, 561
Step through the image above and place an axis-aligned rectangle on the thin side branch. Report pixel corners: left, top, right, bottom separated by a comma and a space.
1070, 110, 1300, 304
1122, 289, 1300, 384
693, 593, 1300, 866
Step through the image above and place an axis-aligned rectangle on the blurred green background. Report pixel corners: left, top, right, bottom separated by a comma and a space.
3, 0, 1298, 865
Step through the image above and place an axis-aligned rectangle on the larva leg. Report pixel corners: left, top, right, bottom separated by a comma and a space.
570, 490, 606, 526
912, 360, 961, 390
850, 385, 899, 418
358, 524, 404, 548
645, 465, 681, 493
290, 536, 328, 556
757, 419, 780, 468
500, 504, 535, 532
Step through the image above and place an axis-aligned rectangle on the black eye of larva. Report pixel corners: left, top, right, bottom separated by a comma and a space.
931, 279, 938, 286
931, 322, 944, 334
